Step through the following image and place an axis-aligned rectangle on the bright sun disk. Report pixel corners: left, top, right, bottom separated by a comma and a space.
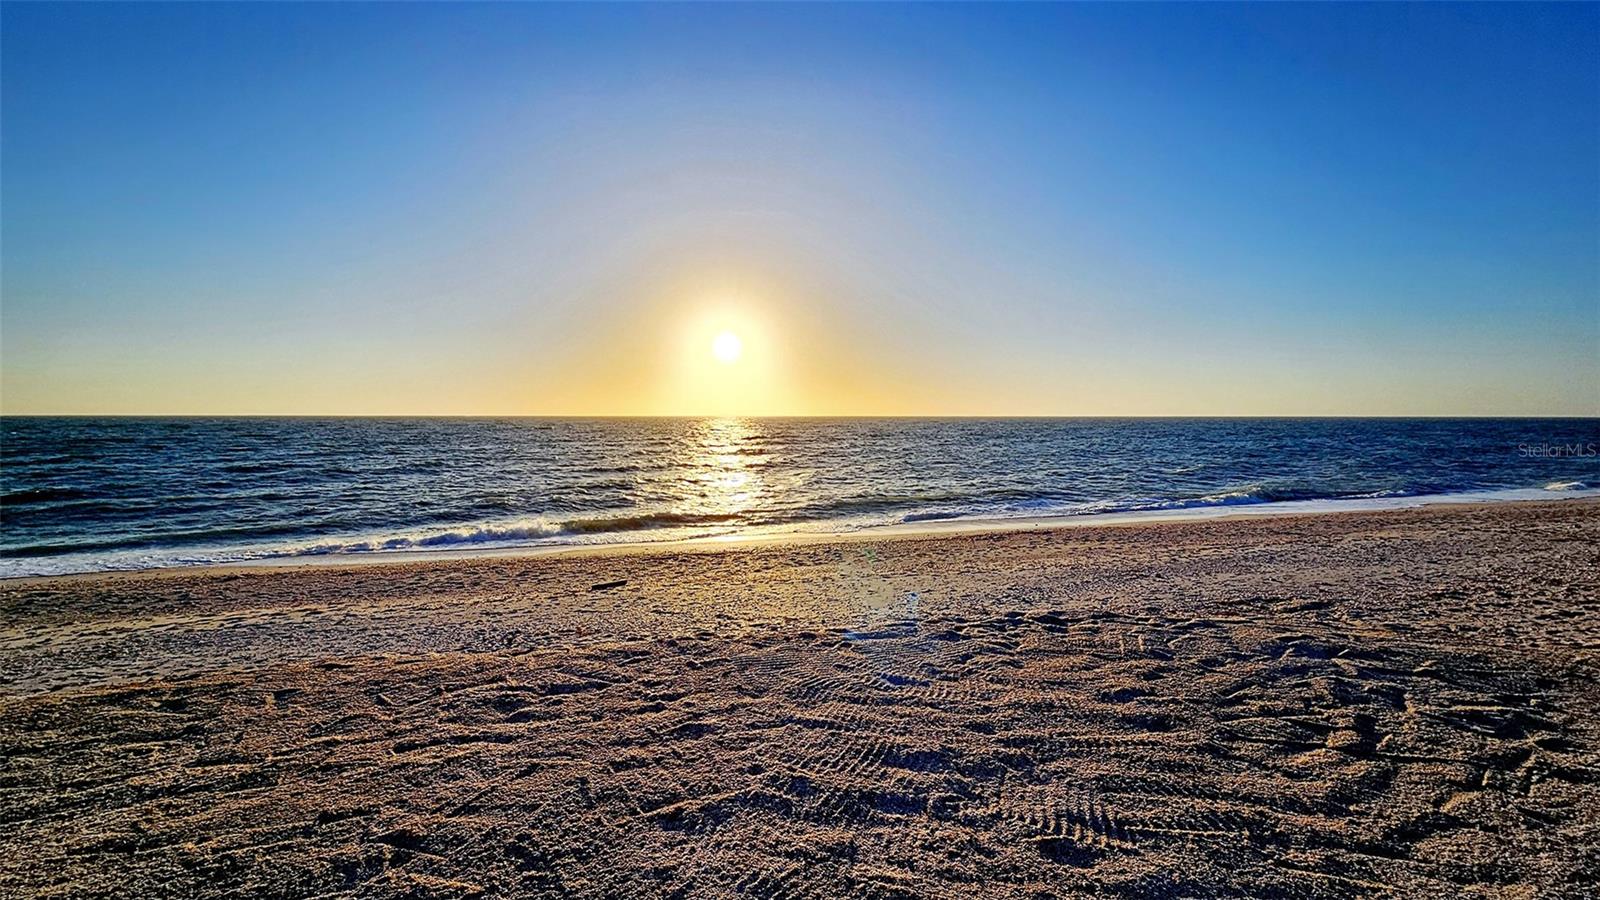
712, 330, 743, 363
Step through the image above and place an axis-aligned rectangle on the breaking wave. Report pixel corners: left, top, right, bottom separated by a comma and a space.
277, 512, 747, 556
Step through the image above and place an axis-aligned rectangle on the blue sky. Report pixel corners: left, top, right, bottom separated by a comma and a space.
3, 2, 1596, 414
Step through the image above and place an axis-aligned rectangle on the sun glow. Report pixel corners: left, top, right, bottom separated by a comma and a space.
712, 331, 743, 364
650, 295, 796, 415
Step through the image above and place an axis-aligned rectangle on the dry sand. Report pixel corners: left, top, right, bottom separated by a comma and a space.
2, 500, 1598, 898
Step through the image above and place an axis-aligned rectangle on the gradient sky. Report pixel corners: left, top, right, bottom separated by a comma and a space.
3, 2, 1597, 416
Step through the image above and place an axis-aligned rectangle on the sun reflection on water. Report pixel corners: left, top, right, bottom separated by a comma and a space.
679, 417, 766, 520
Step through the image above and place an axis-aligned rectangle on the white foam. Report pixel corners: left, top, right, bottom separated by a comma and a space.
6, 485, 1597, 580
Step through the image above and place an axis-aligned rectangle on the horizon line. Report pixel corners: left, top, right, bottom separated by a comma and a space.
4, 413, 1598, 421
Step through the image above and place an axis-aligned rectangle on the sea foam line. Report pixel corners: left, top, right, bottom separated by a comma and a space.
3, 484, 1598, 579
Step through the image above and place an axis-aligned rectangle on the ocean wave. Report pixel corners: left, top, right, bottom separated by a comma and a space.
558, 511, 743, 534
398, 519, 569, 548
1139, 482, 1446, 510
928, 483, 1439, 522
1177, 489, 1272, 508
1545, 481, 1589, 491
220, 461, 286, 475
258, 511, 747, 557
893, 486, 1332, 525
1, 487, 92, 506
763, 492, 972, 524
900, 510, 966, 523
1126, 484, 1312, 512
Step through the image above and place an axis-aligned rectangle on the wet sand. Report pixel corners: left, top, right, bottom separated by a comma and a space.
2, 499, 1598, 897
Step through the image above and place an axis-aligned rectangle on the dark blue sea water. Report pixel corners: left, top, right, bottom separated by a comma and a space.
2, 418, 1596, 577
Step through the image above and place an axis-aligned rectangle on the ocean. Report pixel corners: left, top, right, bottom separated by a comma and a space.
2, 417, 1596, 577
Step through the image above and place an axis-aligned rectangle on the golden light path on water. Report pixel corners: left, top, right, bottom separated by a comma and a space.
681, 417, 767, 522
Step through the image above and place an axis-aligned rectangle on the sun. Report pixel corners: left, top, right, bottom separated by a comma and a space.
711, 330, 743, 364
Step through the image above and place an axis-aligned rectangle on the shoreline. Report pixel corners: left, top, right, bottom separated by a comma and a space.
7, 488, 1597, 584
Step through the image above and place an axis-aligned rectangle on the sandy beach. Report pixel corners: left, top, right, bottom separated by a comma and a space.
2, 499, 1597, 897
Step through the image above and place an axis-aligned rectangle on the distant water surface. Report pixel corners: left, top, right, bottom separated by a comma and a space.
2, 418, 1597, 576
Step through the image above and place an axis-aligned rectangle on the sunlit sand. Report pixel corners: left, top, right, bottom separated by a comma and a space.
3, 500, 1596, 895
